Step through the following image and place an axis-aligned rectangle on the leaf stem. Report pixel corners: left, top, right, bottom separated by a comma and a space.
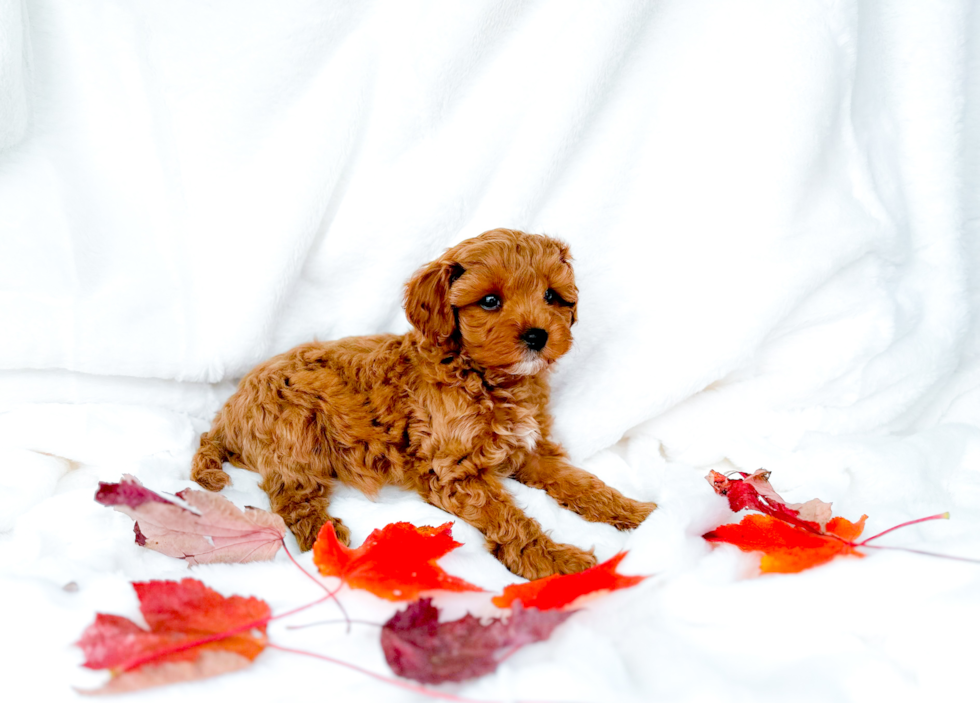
266, 643, 504, 703
117, 615, 273, 672
286, 618, 382, 630
279, 537, 352, 631
857, 512, 950, 546
270, 588, 343, 622
858, 543, 980, 564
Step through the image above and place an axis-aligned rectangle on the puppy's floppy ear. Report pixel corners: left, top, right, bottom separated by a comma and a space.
404, 259, 464, 349
554, 239, 578, 326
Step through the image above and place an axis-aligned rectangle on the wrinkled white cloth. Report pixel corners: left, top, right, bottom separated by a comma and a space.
1, 2, 979, 702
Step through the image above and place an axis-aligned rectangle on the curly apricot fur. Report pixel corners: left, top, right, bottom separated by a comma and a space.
191, 229, 656, 579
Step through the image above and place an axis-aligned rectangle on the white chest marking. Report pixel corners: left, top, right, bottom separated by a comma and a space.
511, 416, 541, 452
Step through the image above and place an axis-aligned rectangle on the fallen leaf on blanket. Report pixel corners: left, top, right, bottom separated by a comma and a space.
824, 515, 869, 542
95, 475, 286, 565
76, 578, 270, 694
381, 597, 573, 683
312, 521, 484, 601
491, 552, 647, 610
706, 469, 833, 534
704, 513, 867, 573
704, 469, 875, 573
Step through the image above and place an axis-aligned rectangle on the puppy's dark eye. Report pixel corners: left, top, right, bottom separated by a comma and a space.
544, 288, 574, 307
478, 294, 502, 311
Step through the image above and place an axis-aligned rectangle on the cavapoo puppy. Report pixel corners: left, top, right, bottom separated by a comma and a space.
191, 228, 655, 579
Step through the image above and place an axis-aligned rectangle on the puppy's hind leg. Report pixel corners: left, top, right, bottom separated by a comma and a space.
262, 471, 350, 551
191, 428, 232, 491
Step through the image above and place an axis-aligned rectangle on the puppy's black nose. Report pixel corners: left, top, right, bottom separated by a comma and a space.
521, 328, 548, 352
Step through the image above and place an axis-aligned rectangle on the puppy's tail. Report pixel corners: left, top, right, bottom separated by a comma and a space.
191, 426, 232, 491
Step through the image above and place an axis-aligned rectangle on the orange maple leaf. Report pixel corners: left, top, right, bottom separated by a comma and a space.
76, 578, 270, 694
491, 552, 647, 610
704, 513, 869, 573
312, 521, 484, 601
825, 515, 869, 542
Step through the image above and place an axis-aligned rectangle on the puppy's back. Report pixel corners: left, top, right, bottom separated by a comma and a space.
194, 334, 413, 487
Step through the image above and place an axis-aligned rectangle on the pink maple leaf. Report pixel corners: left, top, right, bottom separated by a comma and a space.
96, 475, 285, 565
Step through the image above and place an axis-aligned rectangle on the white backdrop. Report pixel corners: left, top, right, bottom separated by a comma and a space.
1, 2, 979, 702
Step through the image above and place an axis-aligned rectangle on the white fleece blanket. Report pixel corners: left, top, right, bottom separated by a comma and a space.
2, 2, 979, 701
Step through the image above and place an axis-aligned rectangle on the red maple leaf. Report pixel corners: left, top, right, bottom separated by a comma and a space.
312, 521, 484, 601
76, 578, 270, 694
706, 469, 834, 534
704, 513, 868, 573
491, 552, 647, 610
381, 598, 573, 683
96, 475, 286, 565
703, 469, 957, 573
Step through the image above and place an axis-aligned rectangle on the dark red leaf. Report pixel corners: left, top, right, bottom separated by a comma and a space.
381, 598, 573, 683
706, 469, 832, 534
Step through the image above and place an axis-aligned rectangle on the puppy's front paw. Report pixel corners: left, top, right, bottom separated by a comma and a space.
291, 516, 350, 552
544, 541, 598, 576
503, 536, 597, 580
610, 499, 658, 531
328, 517, 351, 547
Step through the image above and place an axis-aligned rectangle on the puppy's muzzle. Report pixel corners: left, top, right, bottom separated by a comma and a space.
521, 328, 549, 352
